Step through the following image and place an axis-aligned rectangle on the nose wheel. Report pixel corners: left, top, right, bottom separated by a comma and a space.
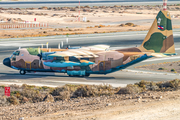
20, 70, 26, 75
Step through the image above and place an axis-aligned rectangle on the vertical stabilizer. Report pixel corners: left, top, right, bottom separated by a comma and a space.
138, 1, 175, 53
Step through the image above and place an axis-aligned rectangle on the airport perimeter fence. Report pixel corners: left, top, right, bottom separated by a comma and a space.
0, 23, 48, 29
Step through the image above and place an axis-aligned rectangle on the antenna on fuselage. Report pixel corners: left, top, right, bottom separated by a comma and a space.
61, 41, 63, 48
46, 42, 48, 49
58, 43, 60, 49
66, 37, 68, 43
38, 47, 40, 54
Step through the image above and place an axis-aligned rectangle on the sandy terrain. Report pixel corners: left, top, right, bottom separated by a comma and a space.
1, 5, 180, 120
1, 79, 180, 120
136, 61, 180, 73
0, 5, 180, 38
1, 86, 180, 120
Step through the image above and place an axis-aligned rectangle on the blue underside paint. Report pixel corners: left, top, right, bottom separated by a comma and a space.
88, 54, 150, 74
11, 66, 19, 70
80, 62, 94, 66
67, 70, 86, 76
44, 61, 80, 67
44, 61, 94, 68
163, 53, 177, 56
11, 54, 150, 75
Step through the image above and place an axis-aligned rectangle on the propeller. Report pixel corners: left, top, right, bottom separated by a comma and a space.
46, 42, 48, 49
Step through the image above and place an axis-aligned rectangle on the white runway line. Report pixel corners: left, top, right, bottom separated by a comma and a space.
0, 81, 127, 88
0, 82, 57, 88
0, 43, 41, 47
49, 80, 127, 87
123, 69, 179, 76
142, 56, 180, 62
175, 48, 180, 50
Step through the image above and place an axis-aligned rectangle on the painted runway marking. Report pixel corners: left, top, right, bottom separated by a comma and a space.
142, 56, 180, 62
0, 81, 127, 88
48, 80, 127, 87
0, 34, 144, 43
0, 43, 41, 47
0, 82, 57, 88
175, 48, 180, 50
0, 63, 2, 65
124, 69, 179, 76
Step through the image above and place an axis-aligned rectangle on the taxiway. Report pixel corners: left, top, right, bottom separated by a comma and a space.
0, 30, 180, 87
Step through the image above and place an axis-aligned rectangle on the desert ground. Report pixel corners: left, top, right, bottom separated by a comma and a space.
136, 60, 180, 73
0, 5, 180, 38
1, 80, 180, 120
1, 4, 180, 120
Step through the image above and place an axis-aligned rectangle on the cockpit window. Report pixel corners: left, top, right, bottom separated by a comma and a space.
13, 51, 20, 56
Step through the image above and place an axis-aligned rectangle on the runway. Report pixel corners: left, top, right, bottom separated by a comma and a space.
0, 30, 180, 87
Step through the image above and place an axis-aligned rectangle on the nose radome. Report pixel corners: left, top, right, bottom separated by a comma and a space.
3, 58, 11, 67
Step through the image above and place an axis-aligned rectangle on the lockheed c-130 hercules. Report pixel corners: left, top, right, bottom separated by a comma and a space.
3, 7, 176, 77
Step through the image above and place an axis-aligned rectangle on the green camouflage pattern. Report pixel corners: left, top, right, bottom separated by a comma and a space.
3, 10, 176, 77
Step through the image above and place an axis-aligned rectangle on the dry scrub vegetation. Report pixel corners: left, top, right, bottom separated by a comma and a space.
1, 79, 180, 106
136, 61, 180, 73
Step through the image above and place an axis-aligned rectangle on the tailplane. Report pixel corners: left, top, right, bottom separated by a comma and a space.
138, 10, 175, 54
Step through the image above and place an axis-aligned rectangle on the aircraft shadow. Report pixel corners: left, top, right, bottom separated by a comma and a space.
0, 72, 115, 81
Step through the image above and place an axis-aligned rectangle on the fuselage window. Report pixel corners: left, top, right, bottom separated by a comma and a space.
12, 57, 16, 61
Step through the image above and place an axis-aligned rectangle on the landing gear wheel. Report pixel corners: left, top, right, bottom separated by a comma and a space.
20, 70, 26, 75
68, 75, 73, 77
85, 73, 90, 77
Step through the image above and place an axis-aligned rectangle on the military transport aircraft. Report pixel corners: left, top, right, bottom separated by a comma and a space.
3, 9, 176, 77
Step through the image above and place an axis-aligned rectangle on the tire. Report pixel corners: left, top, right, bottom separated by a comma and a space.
85, 73, 90, 77
20, 70, 26, 75
68, 74, 73, 77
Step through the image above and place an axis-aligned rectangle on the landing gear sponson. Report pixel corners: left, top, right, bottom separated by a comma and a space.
68, 73, 90, 77
19, 70, 90, 77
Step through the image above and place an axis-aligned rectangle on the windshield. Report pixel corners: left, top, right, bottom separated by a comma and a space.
13, 51, 20, 56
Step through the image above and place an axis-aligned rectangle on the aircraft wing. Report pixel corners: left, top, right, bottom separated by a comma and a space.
47, 49, 99, 58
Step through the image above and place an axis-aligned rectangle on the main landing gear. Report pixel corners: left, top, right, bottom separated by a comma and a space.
68, 73, 90, 77
19, 70, 26, 75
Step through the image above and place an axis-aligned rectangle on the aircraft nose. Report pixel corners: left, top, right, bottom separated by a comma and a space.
3, 58, 11, 67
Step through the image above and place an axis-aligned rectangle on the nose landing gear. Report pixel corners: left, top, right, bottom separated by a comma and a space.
20, 70, 26, 75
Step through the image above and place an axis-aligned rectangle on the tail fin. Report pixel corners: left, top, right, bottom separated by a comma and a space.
138, 10, 175, 53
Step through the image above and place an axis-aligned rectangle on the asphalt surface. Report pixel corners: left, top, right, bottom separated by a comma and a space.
1, 1, 179, 8
0, 30, 180, 87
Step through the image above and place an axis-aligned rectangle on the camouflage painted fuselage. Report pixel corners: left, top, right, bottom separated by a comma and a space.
3, 10, 176, 76
9, 47, 147, 75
